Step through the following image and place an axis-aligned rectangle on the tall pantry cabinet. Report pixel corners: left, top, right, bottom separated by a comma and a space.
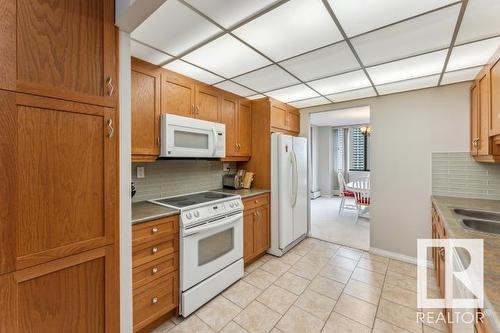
0, 0, 120, 332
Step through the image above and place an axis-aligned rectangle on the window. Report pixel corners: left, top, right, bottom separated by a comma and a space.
349, 127, 369, 171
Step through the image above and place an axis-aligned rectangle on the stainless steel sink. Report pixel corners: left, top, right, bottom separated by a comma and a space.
453, 208, 500, 222
461, 219, 500, 235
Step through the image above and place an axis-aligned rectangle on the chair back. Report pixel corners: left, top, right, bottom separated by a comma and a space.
352, 176, 370, 206
337, 172, 347, 195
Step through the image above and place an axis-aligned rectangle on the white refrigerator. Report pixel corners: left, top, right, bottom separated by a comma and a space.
269, 133, 308, 257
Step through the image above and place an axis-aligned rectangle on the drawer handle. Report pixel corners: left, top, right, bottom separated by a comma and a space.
151, 267, 158, 275
151, 297, 159, 305
151, 227, 159, 234
152, 247, 159, 254
255, 200, 258, 204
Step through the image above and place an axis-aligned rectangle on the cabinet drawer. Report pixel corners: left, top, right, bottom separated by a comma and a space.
132, 216, 178, 247
132, 234, 178, 268
243, 194, 269, 211
133, 253, 178, 290
133, 271, 178, 332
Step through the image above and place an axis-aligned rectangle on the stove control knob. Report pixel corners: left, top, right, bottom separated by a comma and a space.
193, 210, 200, 218
186, 212, 192, 219
229, 202, 234, 208
234, 201, 239, 207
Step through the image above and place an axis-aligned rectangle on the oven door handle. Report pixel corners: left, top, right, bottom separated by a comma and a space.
183, 213, 242, 236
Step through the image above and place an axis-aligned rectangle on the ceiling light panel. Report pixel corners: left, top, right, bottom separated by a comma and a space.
367, 50, 447, 85
441, 66, 482, 85
183, 0, 279, 29
326, 87, 377, 103
214, 81, 256, 97
232, 65, 299, 92
279, 42, 360, 81
182, 34, 271, 78
308, 70, 371, 95
233, 0, 343, 61
352, 5, 460, 66
131, 41, 172, 65
164, 60, 223, 85
132, 0, 222, 56
447, 37, 500, 71
289, 97, 330, 108
265, 84, 319, 102
377, 75, 440, 95
456, 0, 500, 44
329, 0, 456, 37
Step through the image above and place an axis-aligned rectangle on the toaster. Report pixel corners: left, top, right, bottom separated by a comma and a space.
223, 173, 242, 189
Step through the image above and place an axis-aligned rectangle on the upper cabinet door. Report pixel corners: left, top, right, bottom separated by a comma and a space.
161, 71, 195, 118
490, 58, 500, 137
3, 93, 118, 271
238, 99, 252, 156
270, 101, 287, 130
195, 84, 221, 122
221, 95, 238, 157
131, 59, 161, 161
471, 83, 479, 156
286, 107, 300, 133
10, 0, 116, 107
478, 71, 490, 156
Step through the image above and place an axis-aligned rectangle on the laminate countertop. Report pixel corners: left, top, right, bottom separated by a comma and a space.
215, 188, 270, 199
432, 195, 500, 332
132, 201, 179, 225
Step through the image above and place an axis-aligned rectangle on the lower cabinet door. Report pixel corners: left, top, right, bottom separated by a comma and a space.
253, 205, 270, 256
0, 246, 119, 333
243, 209, 255, 263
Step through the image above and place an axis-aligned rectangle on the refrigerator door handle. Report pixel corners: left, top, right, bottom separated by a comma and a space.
292, 150, 298, 207
288, 152, 294, 206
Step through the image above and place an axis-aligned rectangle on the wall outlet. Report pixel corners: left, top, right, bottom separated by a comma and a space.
137, 166, 145, 179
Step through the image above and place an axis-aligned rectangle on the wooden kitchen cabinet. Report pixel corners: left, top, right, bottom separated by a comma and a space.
132, 216, 180, 333
238, 99, 253, 156
132, 58, 161, 162
271, 101, 288, 131
221, 94, 253, 160
471, 82, 479, 156
0, 0, 117, 108
242, 194, 270, 264
161, 70, 196, 118
195, 84, 221, 122
490, 57, 500, 136
222, 95, 239, 157
287, 106, 301, 134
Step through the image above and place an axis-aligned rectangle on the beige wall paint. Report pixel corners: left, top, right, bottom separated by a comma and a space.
300, 82, 470, 257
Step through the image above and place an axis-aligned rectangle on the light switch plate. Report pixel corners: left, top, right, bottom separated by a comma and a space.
137, 166, 145, 179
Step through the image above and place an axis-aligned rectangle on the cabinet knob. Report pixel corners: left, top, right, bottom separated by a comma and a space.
151, 267, 158, 274
151, 227, 159, 234
152, 247, 159, 254
151, 297, 159, 305
106, 76, 114, 96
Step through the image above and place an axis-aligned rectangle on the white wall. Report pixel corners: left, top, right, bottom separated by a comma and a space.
300, 83, 470, 258
310, 126, 320, 193
317, 127, 334, 196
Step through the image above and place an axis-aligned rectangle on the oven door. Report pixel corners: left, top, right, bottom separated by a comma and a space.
181, 213, 243, 291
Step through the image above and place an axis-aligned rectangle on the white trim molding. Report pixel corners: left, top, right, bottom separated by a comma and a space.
370, 246, 433, 268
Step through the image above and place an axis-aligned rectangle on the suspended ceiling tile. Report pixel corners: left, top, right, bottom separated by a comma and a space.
329, 0, 456, 37
366, 50, 447, 85
288, 96, 331, 108
233, 0, 343, 61
246, 94, 266, 100
447, 37, 500, 71
326, 87, 377, 103
131, 0, 222, 56
279, 42, 360, 81
265, 84, 319, 103
131, 41, 172, 65
441, 66, 483, 85
214, 81, 256, 97
352, 5, 459, 66
377, 75, 440, 95
456, 0, 500, 44
232, 65, 299, 92
163, 60, 224, 85
308, 70, 371, 95
182, 34, 271, 78
183, 0, 280, 29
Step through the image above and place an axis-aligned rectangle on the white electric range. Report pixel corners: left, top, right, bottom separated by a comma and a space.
150, 191, 243, 317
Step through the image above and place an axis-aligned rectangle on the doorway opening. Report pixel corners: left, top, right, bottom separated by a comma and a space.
309, 106, 371, 250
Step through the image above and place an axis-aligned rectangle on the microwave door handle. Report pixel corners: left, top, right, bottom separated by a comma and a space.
183, 213, 242, 236
212, 127, 217, 156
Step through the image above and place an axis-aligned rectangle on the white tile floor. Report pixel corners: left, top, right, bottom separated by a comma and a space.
151, 238, 444, 333
311, 197, 370, 250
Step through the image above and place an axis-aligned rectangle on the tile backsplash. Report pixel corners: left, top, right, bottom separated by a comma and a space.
132, 160, 228, 202
432, 152, 500, 200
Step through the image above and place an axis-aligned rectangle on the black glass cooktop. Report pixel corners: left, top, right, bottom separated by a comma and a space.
154, 191, 234, 208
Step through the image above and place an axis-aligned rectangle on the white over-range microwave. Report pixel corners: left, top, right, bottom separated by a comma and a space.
160, 114, 226, 158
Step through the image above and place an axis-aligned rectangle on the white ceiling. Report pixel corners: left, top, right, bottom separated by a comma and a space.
131, 0, 500, 107
310, 106, 370, 127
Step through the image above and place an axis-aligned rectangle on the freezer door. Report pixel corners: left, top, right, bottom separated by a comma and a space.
278, 134, 294, 249
292, 136, 308, 239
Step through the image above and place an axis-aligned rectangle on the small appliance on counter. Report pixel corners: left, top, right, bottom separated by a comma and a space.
223, 169, 254, 189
